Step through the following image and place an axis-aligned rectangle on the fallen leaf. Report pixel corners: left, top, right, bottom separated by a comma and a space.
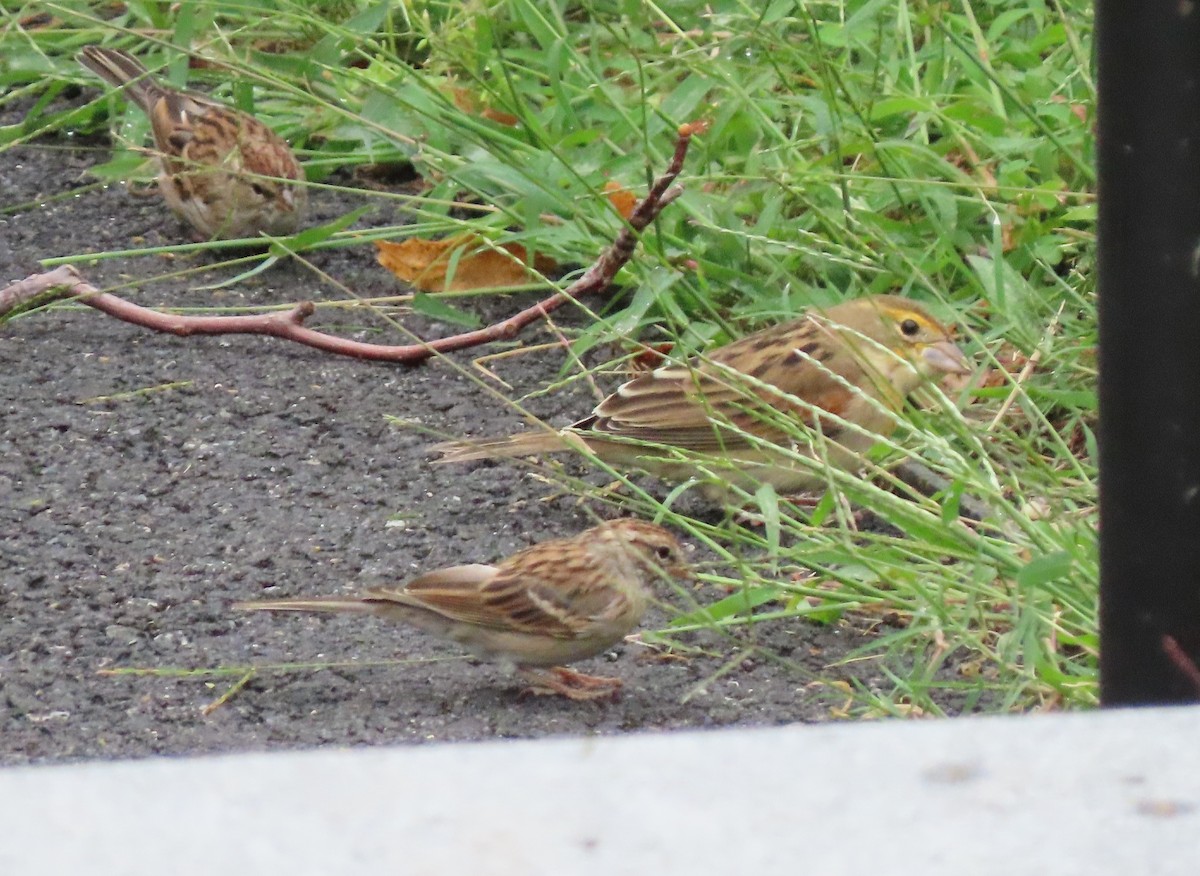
603, 181, 638, 219
376, 234, 556, 292
448, 87, 520, 127
627, 341, 675, 374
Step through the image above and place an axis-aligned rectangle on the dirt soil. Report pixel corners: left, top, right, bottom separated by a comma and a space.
1, 103, 936, 766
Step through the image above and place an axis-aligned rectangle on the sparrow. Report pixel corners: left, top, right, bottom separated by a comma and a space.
233, 519, 691, 700
78, 45, 306, 239
434, 295, 971, 501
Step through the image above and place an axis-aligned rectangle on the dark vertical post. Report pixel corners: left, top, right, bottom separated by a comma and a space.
1097, 1, 1200, 704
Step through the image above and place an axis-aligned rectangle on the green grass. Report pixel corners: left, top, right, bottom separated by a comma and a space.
2, 0, 1097, 714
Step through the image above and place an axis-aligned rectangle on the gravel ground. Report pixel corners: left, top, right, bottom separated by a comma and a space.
1, 97, 935, 766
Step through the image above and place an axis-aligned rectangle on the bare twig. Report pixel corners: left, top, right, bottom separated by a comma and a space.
0, 122, 703, 363
1162, 634, 1200, 697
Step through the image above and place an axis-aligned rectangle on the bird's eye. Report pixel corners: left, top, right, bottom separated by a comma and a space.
655, 545, 674, 561
249, 182, 270, 198
900, 318, 920, 336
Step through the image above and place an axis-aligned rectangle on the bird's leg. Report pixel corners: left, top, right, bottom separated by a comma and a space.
518, 667, 623, 701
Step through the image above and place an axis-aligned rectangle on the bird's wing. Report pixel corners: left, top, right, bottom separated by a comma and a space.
365, 557, 624, 640
588, 317, 860, 450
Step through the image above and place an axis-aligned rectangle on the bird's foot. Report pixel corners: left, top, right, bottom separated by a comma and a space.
518, 667, 623, 701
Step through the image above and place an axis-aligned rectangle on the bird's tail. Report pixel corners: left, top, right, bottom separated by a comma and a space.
430, 430, 582, 463
232, 597, 376, 615
77, 46, 166, 114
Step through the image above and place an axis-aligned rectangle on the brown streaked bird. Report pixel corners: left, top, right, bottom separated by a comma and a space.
233, 519, 690, 701
77, 45, 306, 240
435, 295, 971, 502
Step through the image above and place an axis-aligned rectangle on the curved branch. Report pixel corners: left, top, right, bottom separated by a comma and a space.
1, 122, 703, 363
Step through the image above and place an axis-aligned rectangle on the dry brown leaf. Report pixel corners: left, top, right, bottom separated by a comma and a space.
448, 87, 520, 127
376, 234, 556, 293
482, 107, 521, 126
603, 181, 638, 220
626, 341, 675, 375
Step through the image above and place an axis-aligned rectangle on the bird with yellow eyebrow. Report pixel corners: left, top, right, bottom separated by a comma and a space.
434, 295, 971, 502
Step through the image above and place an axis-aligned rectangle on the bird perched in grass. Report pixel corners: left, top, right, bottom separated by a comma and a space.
78, 45, 306, 240
435, 294, 971, 502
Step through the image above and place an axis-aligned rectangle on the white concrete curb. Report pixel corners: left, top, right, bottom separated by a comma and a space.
2, 706, 1197, 874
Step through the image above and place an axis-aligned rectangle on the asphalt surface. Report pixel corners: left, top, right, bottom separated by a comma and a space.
1, 99, 954, 765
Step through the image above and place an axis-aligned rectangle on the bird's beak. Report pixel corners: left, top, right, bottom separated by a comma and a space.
922, 340, 971, 375
281, 189, 296, 211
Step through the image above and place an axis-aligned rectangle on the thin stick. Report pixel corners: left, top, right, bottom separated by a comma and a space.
0, 122, 704, 363
1161, 634, 1200, 697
